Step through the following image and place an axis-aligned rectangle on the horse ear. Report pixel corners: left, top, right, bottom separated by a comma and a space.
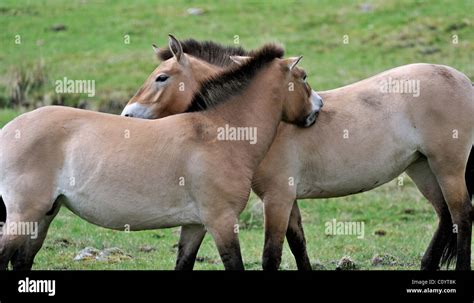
288, 56, 303, 70
168, 34, 183, 62
152, 44, 160, 56
230, 55, 251, 65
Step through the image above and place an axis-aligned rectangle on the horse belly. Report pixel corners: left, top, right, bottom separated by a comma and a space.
297, 146, 419, 199
58, 178, 201, 231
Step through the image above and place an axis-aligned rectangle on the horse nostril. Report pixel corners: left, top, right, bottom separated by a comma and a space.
125, 114, 132, 117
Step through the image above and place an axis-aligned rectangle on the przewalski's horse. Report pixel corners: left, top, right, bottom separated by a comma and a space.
251, 65, 473, 271
0, 42, 319, 270
122, 38, 473, 271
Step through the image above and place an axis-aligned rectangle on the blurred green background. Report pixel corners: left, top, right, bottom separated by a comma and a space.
0, 0, 472, 269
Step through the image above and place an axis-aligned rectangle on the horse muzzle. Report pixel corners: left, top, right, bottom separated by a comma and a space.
121, 102, 154, 119
302, 110, 319, 127
311, 90, 324, 111
300, 90, 324, 127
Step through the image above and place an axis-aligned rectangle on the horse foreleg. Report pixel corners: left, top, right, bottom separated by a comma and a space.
175, 224, 206, 270
262, 195, 294, 270
11, 200, 61, 270
204, 212, 244, 270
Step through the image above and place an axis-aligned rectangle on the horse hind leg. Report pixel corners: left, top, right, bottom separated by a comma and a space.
285, 201, 312, 270
0, 194, 59, 270
406, 158, 454, 270
0, 212, 32, 270
11, 199, 61, 270
427, 153, 472, 270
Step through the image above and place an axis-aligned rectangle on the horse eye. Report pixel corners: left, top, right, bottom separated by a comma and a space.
302, 75, 307, 81
155, 74, 169, 82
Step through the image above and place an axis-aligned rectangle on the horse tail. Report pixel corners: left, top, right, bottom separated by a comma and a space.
470, 82, 473, 207
467, 146, 474, 218
0, 128, 5, 224
467, 82, 473, 219
0, 196, 5, 225
440, 233, 457, 268
469, 83, 473, 218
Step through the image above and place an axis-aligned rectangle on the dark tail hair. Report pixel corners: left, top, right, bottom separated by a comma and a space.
467, 146, 473, 219
0, 196, 5, 224
440, 230, 457, 269
440, 146, 473, 269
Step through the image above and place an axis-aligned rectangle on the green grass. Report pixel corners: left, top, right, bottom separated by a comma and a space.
0, 0, 472, 104
0, 108, 20, 127
0, 0, 473, 270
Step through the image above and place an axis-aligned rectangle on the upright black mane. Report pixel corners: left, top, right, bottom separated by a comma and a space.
186, 44, 284, 113
158, 39, 250, 67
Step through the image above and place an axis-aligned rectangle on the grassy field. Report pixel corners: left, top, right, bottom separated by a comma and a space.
0, 0, 473, 270
0, 0, 472, 106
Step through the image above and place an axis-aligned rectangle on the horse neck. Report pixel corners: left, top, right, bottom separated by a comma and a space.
208, 66, 285, 169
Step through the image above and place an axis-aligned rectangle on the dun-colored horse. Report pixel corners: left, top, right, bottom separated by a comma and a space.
123, 37, 473, 271
0, 39, 319, 270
